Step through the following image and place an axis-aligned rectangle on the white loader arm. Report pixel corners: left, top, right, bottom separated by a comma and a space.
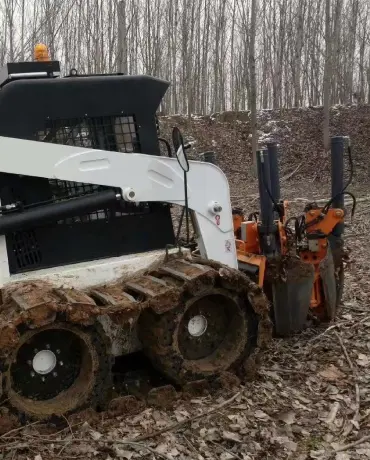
0, 137, 238, 268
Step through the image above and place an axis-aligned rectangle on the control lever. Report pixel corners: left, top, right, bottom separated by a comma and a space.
172, 127, 190, 245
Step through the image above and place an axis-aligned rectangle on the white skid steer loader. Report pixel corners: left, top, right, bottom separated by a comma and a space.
0, 50, 270, 421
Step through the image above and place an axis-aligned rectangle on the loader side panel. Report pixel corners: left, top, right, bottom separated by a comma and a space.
0, 75, 175, 274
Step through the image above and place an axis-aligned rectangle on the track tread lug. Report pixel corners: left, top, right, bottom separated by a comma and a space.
125, 276, 172, 299
10, 286, 58, 313
158, 259, 212, 281
10, 290, 58, 328
53, 288, 96, 306
89, 290, 119, 306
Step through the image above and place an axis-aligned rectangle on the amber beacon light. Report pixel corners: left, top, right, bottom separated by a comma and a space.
34, 43, 50, 62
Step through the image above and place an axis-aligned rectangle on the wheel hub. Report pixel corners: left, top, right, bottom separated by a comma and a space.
187, 315, 208, 337
32, 350, 57, 375
10, 327, 83, 401
3, 322, 108, 419
178, 294, 235, 361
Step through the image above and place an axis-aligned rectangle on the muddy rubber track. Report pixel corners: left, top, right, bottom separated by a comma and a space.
0, 254, 272, 421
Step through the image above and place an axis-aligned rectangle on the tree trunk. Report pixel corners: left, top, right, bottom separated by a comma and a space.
323, 0, 332, 151
117, 1, 128, 73
249, 0, 258, 171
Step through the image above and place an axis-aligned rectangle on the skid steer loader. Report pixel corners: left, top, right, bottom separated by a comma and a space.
0, 47, 353, 422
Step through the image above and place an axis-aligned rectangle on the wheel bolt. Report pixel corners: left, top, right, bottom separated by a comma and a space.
27, 360, 32, 366
53, 372, 58, 377
30, 371, 35, 377
59, 361, 64, 366
34, 349, 38, 354
41, 377, 45, 382
56, 349, 61, 354
46, 344, 50, 349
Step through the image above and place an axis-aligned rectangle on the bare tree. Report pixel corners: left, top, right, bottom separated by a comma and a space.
249, 0, 258, 168
323, 0, 332, 150
117, 0, 128, 73
0, 0, 369, 136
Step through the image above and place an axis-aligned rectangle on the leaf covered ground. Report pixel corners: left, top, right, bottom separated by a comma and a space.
1, 179, 369, 460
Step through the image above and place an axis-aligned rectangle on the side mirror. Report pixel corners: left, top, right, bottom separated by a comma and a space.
172, 127, 190, 172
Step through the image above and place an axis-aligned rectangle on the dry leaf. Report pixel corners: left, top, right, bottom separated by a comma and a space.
261, 370, 281, 381
113, 447, 134, 459
310, 450, 325, 458
357, 353, 370, 367
169, 447, 180, 457
325, 402, 340, 424
156, 443, 170, 454
273, 435, 297, 451
254, 410, 270, 420
335, 453, 350, 460
220, 453, 234, 460
356, 448, 370, 457
174, 410, 190, 422
89, 429, 102, 441
277, 410, 296, 425
318, 365, 346, 381
204, 428, 220, 441
70, 445, 99, 455
222, 430, 242, 443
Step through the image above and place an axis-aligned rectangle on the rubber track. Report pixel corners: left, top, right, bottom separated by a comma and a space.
0, 254, 273, 418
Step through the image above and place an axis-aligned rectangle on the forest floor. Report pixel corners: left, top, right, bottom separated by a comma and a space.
1, 177, 369, 460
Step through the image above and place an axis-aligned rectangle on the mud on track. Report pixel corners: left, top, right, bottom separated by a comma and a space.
0, 255, 271, 431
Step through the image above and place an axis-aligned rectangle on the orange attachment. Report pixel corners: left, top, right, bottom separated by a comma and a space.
240, 221, 260, 253
300, 208, 344, 265
300, 207, 344, 314
235, 220, 265, 286
282, 200, 289, 224
34, 43, 50, 62
237, 252, 266, 287
277, 221, 288, 255
233, 202, 345, 319
305, 208, 344, 236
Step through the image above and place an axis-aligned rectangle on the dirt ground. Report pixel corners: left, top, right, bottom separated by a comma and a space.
1, 176, 369, 460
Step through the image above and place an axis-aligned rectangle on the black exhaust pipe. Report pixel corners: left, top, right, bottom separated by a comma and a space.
0, 189, 119, 235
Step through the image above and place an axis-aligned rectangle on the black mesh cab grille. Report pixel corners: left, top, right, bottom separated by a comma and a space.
38, 115, 140, 152
0, 74, 175, 273
37, 115, 149, 224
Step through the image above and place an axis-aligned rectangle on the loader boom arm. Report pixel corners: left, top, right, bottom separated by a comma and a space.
0, 136, 238, 268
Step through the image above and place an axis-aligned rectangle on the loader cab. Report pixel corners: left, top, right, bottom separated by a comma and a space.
0, 53, 175, 275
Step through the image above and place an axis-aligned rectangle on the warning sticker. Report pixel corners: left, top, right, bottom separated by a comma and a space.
224, 239, 233, 253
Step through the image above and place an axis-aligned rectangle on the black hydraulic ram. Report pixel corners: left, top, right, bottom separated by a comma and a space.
267, 141, 281, 203
0, 189, 120, 235
331, 136, 345, 237
267, 141, 281, 221
256, 149, 277, 255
